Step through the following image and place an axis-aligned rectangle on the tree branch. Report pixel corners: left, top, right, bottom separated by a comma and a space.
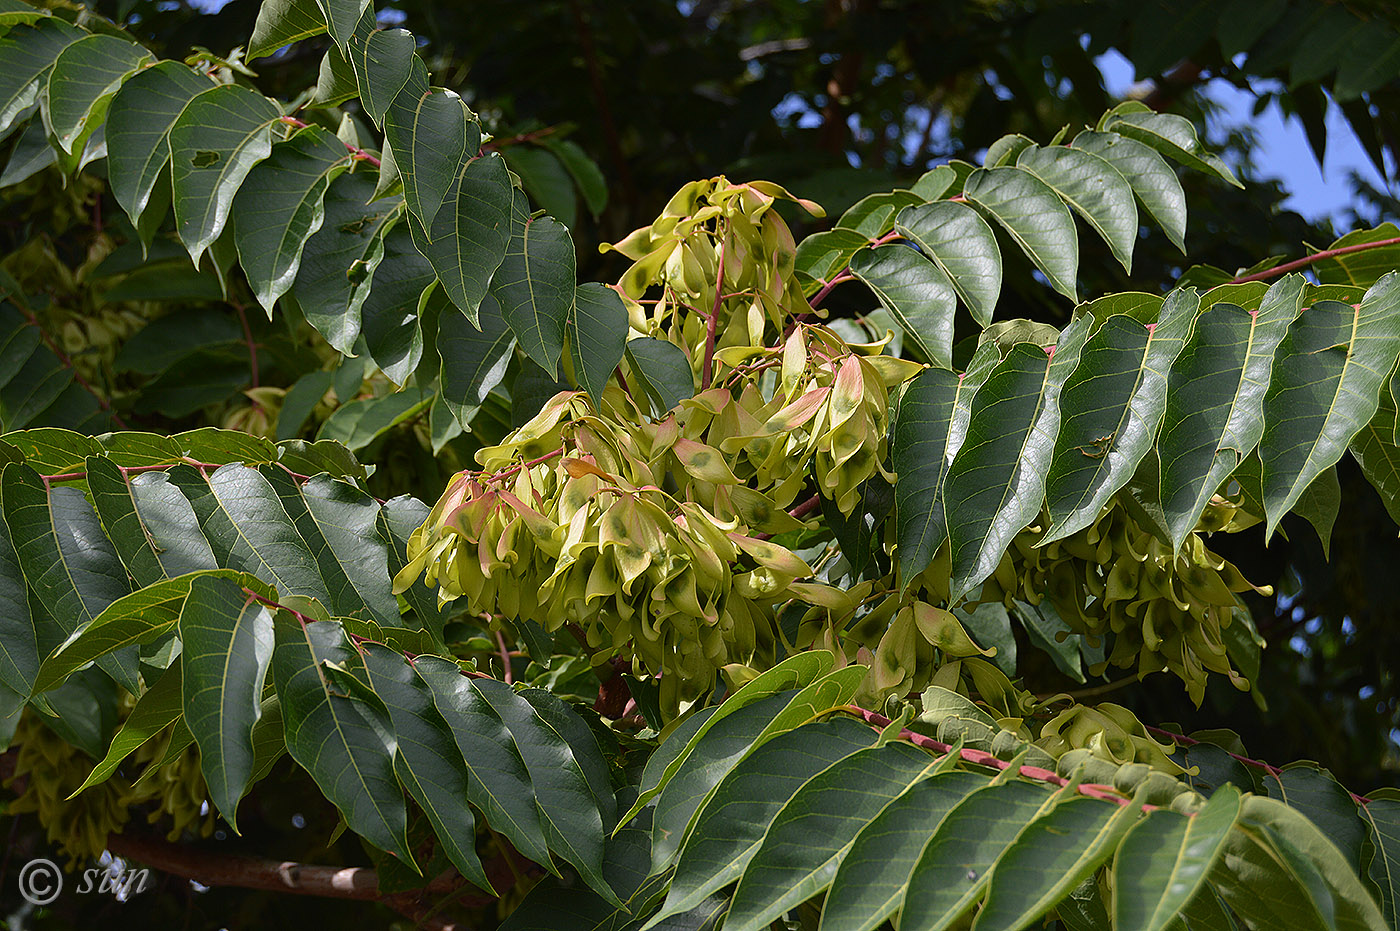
104, 832, 475, 930
1226, 236, 1400, 285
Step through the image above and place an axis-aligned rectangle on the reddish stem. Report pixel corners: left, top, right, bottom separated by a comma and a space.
1144, 725, 1372, 805
1226, 236, 1400, 285
279, 116, 381, 168
852, 706, 1158, 811
231, 299, 260, 391
703, 233, 726, 390
753, 494, 822, 541
484, 446, 566, 484
495, 628, 514, 684
12, 305, 130, 429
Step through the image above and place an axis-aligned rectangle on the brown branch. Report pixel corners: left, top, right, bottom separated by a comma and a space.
1140, 60, 1207, 113
104, 832, 474, 930
481, 126, 559, 152
566, 0, 635, 211
1226, 236, 1400, 285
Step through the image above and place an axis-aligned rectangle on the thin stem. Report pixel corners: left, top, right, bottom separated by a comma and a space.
1144, 725, 1372, 805
484, 446, 566, 484
850, 706, 1158, 811
703, 232, 726, 389
1226, 236, 1400, 285
231, 300, 260, 391
806, 230, 901, 312
495, 628, 514, 684
279, 116, 381, 168
753, 494, 822, 541
1042, 675, 1139, 702
12, 304, 130, 429
481, 126, 558, 151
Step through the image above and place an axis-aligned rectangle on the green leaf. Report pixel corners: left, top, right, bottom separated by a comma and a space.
1158, 277, 1301, 550
233, 125, 351, 314
899, 780, 1058, 930
0, 19, 82, 138
35, 571, 249, 695
568, 282, 628, 406
46, 34, 151, 154
407, 152, 513, 324
86, 455, 218, 588
837, 191, 923, 238
648, 717, 878, 923
360, 224, 433, 386
1264, 764, 1366, 874
248, 0, 327, 60
623, 651, 835, 827
974, 794, 1141, 931
1015, 144, 1138, 274
892, 368, 961, 582
2, 462, 137, 694
0, 117, 55, 187
625, 337, 693, 416
387, 87, 475, 230
359, 643, 494, 893
348, 26, 415, 127
294, 473, 399, 624
1360, 795, 1400, 929
895, 201, 1002, 327
473, 677, 619, 905
313, 0, 372, 53
70, 661, 183, 795
1260, 274, 1400, 538
197, 464, 330, 603
0, 489, 36, 697
795, 228, 870, 288
541, 137, 607, 219
411, 654, 553, 869
168, 84, 281, 265
647, 692, 797, 876
492, 196, 576, 378
911, 165, 958, 201
509, 145, 578, 230
1212, 796, 1387, 931
272, 618, 412, 863
817, 770, 989, 931
1112, 786, 1240, 931
944, 318, 1092, 602
180, 573, 275, 831
849, 243, 957, 369
964, 166, 1079, 301
720, 743, 943, 931
1350, 384, 1400, 527
290, 170, 399, 353
1043, 289, 1195, 542
276, 371, 333, 440
985, 133, 1036, 168
437, 292, 515, 430
316, 386, 431, 451
1102, 110, 1243, 188
1072, 130, 1186, 252
376, 496, 448, 635
1315, 224, 1400, 290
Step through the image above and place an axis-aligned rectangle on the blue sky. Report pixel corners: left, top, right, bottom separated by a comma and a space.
1097, 50, 1394, 227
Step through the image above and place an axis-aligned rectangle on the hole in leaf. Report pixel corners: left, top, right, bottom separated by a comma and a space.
191, 150, 221, 168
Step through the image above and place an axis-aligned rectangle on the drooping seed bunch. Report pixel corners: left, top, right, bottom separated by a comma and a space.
397, 386, 861, 714
5, 710, 213, 867
981, 495, 1269, 704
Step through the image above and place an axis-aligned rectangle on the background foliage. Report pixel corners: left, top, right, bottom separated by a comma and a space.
4, 0, 1400, 929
